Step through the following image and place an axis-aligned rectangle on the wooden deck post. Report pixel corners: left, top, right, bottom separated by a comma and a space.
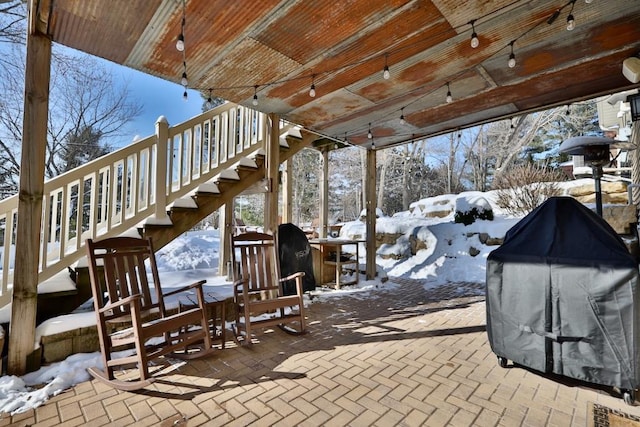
265, 113, 280, 233
319, 147, 329, 238
365, 148, 377, 280
8, 0, 52, 375
154, 116, 169, 222
218, 202, 233, 279
281, 159, 293, 224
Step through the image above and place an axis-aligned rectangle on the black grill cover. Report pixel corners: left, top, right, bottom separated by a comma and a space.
486, 197, 640, 390
278, 223, 316, 295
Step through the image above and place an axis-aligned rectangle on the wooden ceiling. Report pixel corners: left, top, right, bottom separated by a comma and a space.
39, 0, 640, 149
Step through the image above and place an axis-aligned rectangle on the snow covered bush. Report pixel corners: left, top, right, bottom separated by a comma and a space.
492, 163, 565, 216
454, 195, 493, 225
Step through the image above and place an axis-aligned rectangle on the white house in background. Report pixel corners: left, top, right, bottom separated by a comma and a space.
570, 89, 638, 180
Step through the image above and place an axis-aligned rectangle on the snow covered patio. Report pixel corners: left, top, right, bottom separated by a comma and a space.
5, 277, 640, 426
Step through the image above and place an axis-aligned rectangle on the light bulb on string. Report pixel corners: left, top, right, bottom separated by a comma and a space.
400, 108, 406, 125
508, 41, 516, 68
566, 105, 571, 115
383, 54, 390, 79
252, 85, 259, 106
206, 89, 213, 109
181, 71, 188, 87
176, 33, 184, 52
585, 0, 592, 3
566, 0, 576, 30
367, 123, 373, 139
445, 82, 453, 103
566, 14, 575, 30
309, 75, 316, 98
176, 1, 186, 52
469, 20, 479, 48
183, 90, 188, 101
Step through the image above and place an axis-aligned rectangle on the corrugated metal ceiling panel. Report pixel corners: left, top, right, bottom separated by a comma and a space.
44, 0, 640, 148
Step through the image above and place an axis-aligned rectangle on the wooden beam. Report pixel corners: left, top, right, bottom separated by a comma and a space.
281, 159, 292, 224
265, 113, 280, 233
8, 0, 51, 375
154, 116, 169, 222
218, 203, 233, 279
319, 148, 329, 238
365, 148, 377, 280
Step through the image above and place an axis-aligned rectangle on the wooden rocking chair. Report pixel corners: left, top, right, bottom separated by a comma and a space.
232, 231, 306, 344
85, 236, 214, 390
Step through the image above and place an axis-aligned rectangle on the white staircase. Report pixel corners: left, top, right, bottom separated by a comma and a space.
0, 103, 310, 308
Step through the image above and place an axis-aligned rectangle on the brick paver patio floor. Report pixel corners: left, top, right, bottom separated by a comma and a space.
3, 277, 640, 426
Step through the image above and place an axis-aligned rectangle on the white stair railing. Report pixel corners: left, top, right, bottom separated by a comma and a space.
0, 103, 271, 307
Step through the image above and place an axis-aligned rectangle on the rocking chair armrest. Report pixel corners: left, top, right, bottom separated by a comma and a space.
279, 271, 305, 283
233, 278, 249, 290
98, 293, 142, 314
161, 280, 207, 298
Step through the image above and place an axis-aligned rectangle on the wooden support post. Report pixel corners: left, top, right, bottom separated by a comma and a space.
265, 113, 280, 233
281, 159, 293, 224
218, 203, 233, 279
365, 148, 377, 280
154, 116, 169, 222
319, 148, 329, 238
9, 0, 52, 375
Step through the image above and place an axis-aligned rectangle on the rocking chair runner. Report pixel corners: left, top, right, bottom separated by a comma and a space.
85, 236, 214, 391
232, 231, 306, 343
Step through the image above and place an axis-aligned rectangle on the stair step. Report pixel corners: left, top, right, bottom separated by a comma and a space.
216, 169, 240, 181
170, 197, 198, 209
197, 182, 220, 194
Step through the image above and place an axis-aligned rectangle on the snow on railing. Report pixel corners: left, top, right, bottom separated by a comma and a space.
0, 103, 268, 307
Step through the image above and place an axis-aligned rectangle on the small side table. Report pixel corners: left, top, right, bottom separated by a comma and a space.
309, 238, 363, 288
178, 292, 227, 349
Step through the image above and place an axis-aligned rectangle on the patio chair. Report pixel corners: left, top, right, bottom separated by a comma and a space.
85, 236, 214, 391
231, 231, 306, 344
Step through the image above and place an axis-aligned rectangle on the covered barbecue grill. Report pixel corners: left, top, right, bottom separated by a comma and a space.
486, 197, 640, 404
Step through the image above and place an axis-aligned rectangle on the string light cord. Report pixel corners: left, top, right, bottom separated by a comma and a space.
187, 0, 525, 93
178, 0, 585, 144
340, 0, 583, 141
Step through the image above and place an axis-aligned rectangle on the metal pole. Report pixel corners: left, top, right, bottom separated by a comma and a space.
593, 166, 603, 217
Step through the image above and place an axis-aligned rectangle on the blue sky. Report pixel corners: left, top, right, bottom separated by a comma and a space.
101, 59, 206, 146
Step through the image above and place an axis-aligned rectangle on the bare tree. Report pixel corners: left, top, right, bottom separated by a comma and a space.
0, 48, 142, 193
0, 1, 23, 47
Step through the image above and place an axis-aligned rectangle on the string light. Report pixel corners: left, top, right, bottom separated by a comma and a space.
566, 0, 576, 31
508, 41, 516, 68
176, 0, 185, 52
383, 54, 390, 79
183, 89, 188, 101
181, 68, 188, 87
176, 33, 184, 52
469, 20, 479, 48
566, 105, 571, 115
309, 75, 316, 98
178, 1, 589, 138
400, 108, 406, 125
206, 89, 213, 109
